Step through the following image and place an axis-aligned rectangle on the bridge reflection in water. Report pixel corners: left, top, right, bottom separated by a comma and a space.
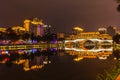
65, 39, 113, 61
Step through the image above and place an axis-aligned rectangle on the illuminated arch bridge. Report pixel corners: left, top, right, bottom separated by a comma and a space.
65, 38, 113, 52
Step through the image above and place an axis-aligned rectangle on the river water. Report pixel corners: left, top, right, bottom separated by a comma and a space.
0, 46, 118, 80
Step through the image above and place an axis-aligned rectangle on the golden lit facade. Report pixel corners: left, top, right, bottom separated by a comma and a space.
57, 33, 65, 39
12, 26, 25, 33
24, 18, 45, 36
73, 27, 84, 32
30, 22, 44, 36
72, 27, 84, 34
98, 34, 112, 40
66, 32, 112, 40
24, 19, 31, 32
76, 32, 100, 39
0, 28, 7, 32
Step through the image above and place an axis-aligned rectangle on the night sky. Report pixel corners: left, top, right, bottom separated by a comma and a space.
0, 0, 120, 33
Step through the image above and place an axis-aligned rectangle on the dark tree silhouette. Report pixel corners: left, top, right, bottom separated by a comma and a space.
0, 32, 5, 40
36, 35, 42, 42
6, 27, 19, 41
117, 4, 120, 12
115, 0, 120, 12
22, 32, 30, 40
113, 33, 120, 44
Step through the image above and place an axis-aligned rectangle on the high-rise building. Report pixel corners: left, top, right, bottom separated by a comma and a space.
24, 18, 45, 36
30, 18, 44, 36
24, 19, 31, 32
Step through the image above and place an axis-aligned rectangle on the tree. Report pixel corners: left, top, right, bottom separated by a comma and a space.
0, 32, 5, 40
115, 0, 120, 12
6, 27, 19, 41
22, 32, 30, 40
113, 33, 120, 44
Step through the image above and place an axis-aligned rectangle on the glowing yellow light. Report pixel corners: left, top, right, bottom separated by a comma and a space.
0, 60, 6, 63
31, 65, 44, 70
11, 26, 26, 32
24, 20, 30, 23
114, 57, 117, 60
24, 67, 30, 71
13, 60, 25, 64
73, 57, 83, 61
0, 28, 7, 32
31, 21, 43, 25
73, 27, 83, 31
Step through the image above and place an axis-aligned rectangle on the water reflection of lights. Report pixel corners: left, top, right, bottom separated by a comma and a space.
65, 47, 113, 52
65, 46, 113, 61
98, 56, 107, 60
73, 57, 83, 61
0, 48, 58, 71
24, 64, 44, 71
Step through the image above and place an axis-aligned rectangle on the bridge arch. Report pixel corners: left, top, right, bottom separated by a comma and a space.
82, 40, 96, 50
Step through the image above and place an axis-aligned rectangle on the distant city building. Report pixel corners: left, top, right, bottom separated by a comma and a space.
11, 26, 25, 34
98, 34, 112, 40
57, 33, 65, 39
107, 26, 117, 36
43, 25, 51, 35
66, 32, 99, 40
98, 28, 107, 34
30, 18, 44, 36
66, 31, 112, 40
24, 19, 31, 32
0, 28, 6, 32
24, 18, 45, 36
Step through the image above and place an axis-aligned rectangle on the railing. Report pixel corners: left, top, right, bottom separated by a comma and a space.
0, 43, 64, 50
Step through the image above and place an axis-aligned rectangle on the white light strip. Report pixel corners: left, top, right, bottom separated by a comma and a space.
65, 47, 113, 52
65, 39, 113, 43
